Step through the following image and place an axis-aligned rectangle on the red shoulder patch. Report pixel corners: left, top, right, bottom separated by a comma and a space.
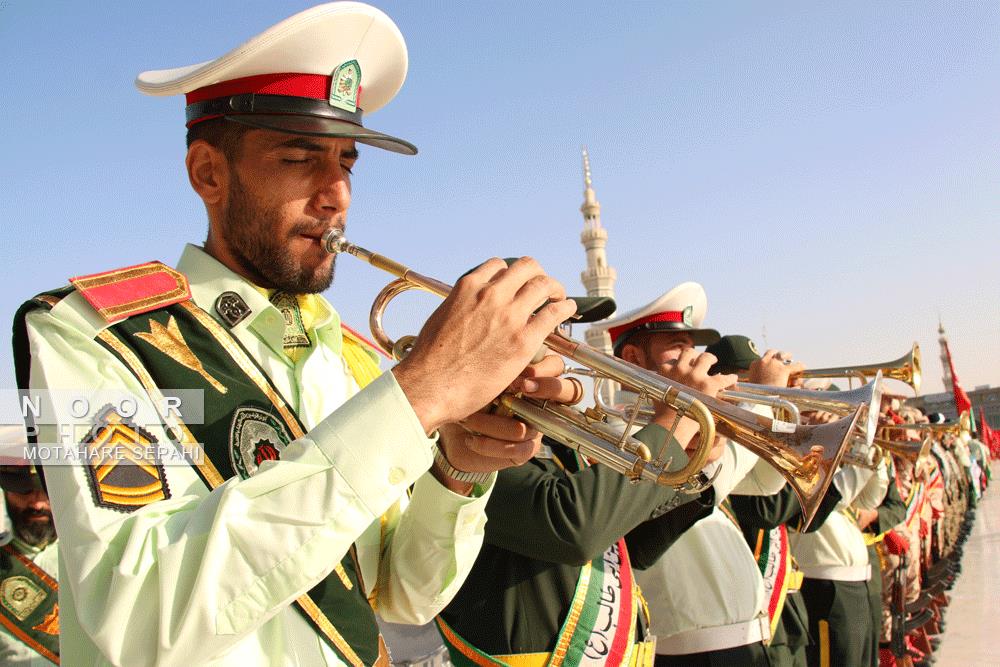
70, 261, 190, 323
341, 323, 391, 359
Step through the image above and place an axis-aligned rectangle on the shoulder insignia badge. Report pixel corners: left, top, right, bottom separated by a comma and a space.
83, 407, 171, 513
229, 407, 293, 479
0, 576, 46, 621
70, 261, 190, 324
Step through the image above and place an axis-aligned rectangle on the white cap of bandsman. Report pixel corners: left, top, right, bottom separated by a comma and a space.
591, 282, 721, 356
135, 2, 417, 154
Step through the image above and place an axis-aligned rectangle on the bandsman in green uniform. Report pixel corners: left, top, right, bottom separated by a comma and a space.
790, 391, 892, 667
701, 335, 848, 667
12, 4, 585, 665
600, 295, 793, 667
0, 465, 59, 666
436, 284, 734, 667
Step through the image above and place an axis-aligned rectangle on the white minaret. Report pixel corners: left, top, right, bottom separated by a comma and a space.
579, 148, 617, 356
938, 318, 953, 391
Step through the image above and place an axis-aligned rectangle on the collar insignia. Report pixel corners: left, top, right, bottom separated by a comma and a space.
215, 291, 251, 328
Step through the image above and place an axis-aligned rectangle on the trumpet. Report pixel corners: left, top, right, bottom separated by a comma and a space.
323, 230, 861, 527
595, 375, 879, 507
875, 435, 933, 463
792, 343, 922, 394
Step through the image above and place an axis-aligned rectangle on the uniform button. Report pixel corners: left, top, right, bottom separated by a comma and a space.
388, 467, 405, 485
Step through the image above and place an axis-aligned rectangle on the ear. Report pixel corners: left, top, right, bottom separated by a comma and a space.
186, 140, 230, 207
620, 343, 644, 367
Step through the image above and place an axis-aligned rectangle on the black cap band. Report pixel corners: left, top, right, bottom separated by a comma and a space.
186, 94, 364, 127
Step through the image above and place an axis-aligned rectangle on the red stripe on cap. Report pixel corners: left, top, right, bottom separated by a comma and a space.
608, 311, 685, 345
186, 73, 332, 105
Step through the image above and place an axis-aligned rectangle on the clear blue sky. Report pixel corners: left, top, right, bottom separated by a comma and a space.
2, 0, 998, 396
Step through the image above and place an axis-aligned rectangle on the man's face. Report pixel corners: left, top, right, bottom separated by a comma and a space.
216, 130, 359, 293
625, 331, 695, 372
5, 488, 55, 547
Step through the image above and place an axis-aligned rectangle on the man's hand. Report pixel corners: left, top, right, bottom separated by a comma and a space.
746, 349, 806, 387
649, 349, 736, 463
856, 507, 879, 531
392, 258, 577, 434
433, 353, 579, 494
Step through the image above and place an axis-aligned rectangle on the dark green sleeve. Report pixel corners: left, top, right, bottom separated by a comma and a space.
728, 483, 844, 535
872, 474, 906, 533
484, 424, 698, 566
624, 486, 715, 569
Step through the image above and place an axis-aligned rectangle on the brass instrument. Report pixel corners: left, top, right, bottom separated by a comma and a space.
793, 343, 921, 394
594, 375, 876, 510
323, 230, 861, 527
874, 436, 933, 463
880, 421, 965, 438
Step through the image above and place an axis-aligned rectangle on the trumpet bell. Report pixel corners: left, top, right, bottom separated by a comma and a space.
712, 403, 864, 529
796, 343, 921, 394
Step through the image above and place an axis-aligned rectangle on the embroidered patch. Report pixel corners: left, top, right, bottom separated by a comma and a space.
271, 292, 311, 349
1, 576, 46, 621
33, 602, 59, 635
748, 339, 760, 355
83, 407, 171, 513
134, 314, 227, 393
329, 60, 361, 113
229, 407, 293, 479
215, 291, 252, 328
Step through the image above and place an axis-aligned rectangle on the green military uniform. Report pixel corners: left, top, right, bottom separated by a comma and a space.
437, 429, 714, 667
636, 441, 787, 666
728, 481, 845, 667
790, 459, 890, 667
14, 246, 494, 666
863, 460, 906, 666
0, 536, 59, 666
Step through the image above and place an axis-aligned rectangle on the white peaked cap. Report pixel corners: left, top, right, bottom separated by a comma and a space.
591, 282, 720, 354
136, 2, 415, 154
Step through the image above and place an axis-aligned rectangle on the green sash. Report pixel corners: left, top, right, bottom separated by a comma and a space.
14, 292, 387, 666
0, 543, 60, 664
437, 539, 641, 667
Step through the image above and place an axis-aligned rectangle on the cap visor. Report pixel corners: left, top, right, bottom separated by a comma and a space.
690, 329, 722, 346
0, 474, 36, 494
227, 114, 417, 155
570, 296, 616, 323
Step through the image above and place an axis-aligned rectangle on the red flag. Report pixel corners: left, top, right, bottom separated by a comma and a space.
984, 408, 1000, 459
944, 340, 973, 416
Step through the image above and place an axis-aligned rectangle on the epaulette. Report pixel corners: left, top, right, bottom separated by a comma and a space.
341, 323, 391, 360
69, 261, 190, 324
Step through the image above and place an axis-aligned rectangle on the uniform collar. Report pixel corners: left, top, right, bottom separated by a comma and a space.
10, 534, 50, 555
176, 244, 344, 356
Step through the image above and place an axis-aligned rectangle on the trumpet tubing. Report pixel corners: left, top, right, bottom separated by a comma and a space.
324, 229, 715, 489
323, 229, 860, 525
793, 343, 921, 394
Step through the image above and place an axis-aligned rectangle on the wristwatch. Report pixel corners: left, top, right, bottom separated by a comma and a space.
433, 445, 493, 485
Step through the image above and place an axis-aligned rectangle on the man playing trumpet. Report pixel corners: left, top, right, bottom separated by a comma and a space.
12, 3, 587, 664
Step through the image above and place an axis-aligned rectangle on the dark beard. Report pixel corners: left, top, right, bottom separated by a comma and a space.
220, 172, 337, 294
13, 510, 55, 547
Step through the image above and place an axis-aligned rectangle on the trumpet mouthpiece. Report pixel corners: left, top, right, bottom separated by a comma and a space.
321, 228, 347, 254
